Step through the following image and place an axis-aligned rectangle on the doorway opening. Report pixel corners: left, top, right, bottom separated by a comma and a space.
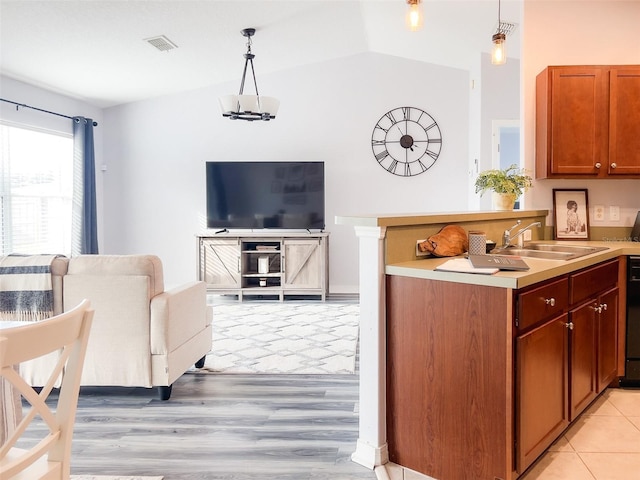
492, 120, 522, 208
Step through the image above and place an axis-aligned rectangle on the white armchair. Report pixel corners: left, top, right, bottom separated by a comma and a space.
21, 255, 212, 400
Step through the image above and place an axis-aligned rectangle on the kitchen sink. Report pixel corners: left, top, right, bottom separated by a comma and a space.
490, 243, 609, 261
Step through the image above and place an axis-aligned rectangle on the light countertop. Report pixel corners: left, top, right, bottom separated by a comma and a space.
386, 241, 640, 289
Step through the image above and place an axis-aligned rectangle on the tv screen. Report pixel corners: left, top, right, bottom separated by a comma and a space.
206, 161, 325, 230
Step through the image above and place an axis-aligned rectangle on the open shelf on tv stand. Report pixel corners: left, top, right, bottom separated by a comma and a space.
196, 231, 329, 301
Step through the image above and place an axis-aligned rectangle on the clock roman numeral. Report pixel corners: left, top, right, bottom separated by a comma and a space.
387, 159, 398, 173
402, 107, 411, 121
423, 122, 438, 133
426, 149, 439, 160
404, 162, 412, 176
428, 138, 442, 144
372, 139, 385, 146
375, 123, 389, 133
385, 111, 397, 124
375, 150, 390, 162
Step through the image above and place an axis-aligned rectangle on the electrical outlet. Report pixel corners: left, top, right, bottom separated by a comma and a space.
523, 230, 533, 241
610, 206, 620, 221
594, 205, 605, 221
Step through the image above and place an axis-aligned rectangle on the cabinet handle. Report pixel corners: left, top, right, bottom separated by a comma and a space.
611, 163, 617, 169
600, 303, 608, 311
595, 162, 602, 169
564, 322, 574, 330
545, 297, 556, 307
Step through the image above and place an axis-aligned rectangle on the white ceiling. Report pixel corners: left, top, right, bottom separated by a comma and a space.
0, 0, 522, 108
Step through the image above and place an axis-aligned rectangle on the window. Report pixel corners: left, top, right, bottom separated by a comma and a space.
0, 123, 73, 255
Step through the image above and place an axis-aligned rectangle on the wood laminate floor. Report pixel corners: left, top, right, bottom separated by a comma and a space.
64, 371, 376, 480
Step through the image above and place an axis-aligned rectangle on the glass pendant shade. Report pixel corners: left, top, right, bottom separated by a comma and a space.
491, 33, 506, 65
219, 94, 280, 121
406, 1, 423, 31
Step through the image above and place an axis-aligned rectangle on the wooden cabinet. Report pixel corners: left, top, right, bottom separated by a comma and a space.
385, 258, 621, 480
597, 287, 619, 392
197, 232, 328, 301
516, 314, 569, 472
609, 68, 640, 175
536, 65, 640, 179
386, 275, 512, 480
569, 299, 598, 418
515, 259, 619, 473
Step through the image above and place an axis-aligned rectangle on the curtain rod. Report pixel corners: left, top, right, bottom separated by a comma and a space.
0, 98, 98, 126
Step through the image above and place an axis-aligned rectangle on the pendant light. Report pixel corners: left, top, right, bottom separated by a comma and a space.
219, 28, 279, 121
491, 0, 506, 65
406, 0, 423, 32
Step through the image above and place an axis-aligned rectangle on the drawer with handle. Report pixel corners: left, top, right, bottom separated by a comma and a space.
517, 277, 569, 332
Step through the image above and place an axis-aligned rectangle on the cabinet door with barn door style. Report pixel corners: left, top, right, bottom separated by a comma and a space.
198, 237, 241, 289
283, 238, 328, 299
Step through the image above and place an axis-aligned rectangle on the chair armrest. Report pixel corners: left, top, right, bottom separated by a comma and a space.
150, 281, 211, 354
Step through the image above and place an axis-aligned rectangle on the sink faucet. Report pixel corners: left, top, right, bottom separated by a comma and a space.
502, 220, 542, 248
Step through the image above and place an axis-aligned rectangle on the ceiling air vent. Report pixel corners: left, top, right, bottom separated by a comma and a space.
144, 35, 178, 52
494, 20, 518, 37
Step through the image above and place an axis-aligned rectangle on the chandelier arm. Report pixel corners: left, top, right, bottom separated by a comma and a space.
238, 57, 251, 95
248, 58, 260, 98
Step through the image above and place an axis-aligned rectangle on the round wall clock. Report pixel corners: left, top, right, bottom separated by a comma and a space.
371, 106, 443, 177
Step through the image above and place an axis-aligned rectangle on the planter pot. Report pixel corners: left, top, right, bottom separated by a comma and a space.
492, 192, 517, 211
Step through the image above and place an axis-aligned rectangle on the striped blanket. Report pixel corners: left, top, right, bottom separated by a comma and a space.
0, 254, 58, 321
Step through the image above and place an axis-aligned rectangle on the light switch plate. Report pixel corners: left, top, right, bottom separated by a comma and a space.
610, 206, 620, 221
594, 205, 605, 221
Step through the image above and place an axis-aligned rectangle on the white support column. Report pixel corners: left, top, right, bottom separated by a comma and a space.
351, 225, 388, 470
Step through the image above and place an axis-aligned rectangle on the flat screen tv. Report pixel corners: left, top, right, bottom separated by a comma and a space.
206, 161, 325, 230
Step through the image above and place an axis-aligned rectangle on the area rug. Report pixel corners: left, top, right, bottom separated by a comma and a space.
198, 301, 359, 374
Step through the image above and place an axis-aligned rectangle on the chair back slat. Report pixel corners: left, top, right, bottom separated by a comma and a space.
0, 299, 93, 480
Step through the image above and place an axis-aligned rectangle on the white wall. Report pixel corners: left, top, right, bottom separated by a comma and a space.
522, 0, 640, 229
101, 52, 471, 290
477, 52, 521, 210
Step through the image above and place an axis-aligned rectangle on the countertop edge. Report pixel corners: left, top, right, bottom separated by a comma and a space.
386, 242, 640, 289
335, 210, 549, 228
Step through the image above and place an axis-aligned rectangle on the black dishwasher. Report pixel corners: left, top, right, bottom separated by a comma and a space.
622, 256, 640, 386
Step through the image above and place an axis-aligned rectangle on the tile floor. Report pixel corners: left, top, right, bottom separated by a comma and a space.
521, 388, 640, 480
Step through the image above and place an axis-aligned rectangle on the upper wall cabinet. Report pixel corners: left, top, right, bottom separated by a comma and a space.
536, 65, 640, 179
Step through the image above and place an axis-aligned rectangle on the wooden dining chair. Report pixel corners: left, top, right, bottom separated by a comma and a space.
0, 299, 93, 479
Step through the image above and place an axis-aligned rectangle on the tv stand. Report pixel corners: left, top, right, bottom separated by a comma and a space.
196, 232, 329, 301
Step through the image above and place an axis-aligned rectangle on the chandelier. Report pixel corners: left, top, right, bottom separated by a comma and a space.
219, 28, 280, 121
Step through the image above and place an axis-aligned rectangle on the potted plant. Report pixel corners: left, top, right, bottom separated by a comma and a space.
474, 164, 533, 210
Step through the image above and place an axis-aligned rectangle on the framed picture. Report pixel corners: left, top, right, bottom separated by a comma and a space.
553, 189, 590, 240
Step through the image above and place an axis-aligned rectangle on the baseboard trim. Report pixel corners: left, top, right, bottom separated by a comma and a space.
351, 438, 389, 470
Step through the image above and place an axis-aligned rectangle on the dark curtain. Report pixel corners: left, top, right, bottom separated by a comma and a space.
72, 117, 99, 255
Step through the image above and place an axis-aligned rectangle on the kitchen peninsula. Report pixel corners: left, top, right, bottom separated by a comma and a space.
336, 210, 640, 480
